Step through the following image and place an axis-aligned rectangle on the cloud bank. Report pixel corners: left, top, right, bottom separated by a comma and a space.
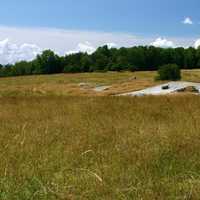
0, 26, 198, 64
0, 39, 41, 64
0, 26, 149, 55
0, 26, 151, 64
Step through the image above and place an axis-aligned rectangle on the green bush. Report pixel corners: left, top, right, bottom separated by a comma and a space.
157, 64, 181, 81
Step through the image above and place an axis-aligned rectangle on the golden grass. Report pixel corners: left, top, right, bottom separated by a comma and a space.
0, 71, 157, 97
1, 70, 200, 199
1, 95, 200, 199
0, 70, 199, 97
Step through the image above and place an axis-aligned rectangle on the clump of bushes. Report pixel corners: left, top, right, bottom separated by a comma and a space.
156, 64, 181, 81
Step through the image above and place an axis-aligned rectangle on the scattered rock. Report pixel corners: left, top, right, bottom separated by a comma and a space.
128, 76, 137, 81
94, 86, 110, 92
162, 85, 169, 90
178, 86, 199, 93
78, 82, 93, 89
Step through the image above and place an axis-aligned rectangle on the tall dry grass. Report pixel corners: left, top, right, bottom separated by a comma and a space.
0, 95, 200, 199
0, 70, 200, 97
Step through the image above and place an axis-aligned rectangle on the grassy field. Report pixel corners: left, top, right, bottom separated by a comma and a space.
1, 71, 200, 199
1, 96, 200, 199
0, 69, 200, 97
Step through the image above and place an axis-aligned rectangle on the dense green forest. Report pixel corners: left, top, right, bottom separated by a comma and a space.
0, 45, 200, 77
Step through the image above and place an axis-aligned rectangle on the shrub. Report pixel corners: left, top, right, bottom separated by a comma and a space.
157, 64, 181, 81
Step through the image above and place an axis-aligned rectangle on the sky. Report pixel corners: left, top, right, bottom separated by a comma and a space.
0, 0, 200, 64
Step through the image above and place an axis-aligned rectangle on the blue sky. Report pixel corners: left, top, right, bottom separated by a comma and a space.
0, 0, 200, 64
1, 0, 199, 36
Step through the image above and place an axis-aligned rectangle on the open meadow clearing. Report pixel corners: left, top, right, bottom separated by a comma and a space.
0, 71, 200, 199
2, 0, 200, 199
0, 69, 200, 97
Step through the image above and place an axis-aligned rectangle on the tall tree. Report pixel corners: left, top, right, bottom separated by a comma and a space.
33, 50, 62, 74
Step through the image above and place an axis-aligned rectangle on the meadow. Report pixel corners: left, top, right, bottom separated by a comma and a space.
1, 71, 200, 199
0, 69, 200, 97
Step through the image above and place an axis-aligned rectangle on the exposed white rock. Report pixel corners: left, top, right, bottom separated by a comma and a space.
94, 86, 110, 92
119, 81, 200, 96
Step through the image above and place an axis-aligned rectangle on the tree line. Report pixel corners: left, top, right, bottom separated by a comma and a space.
0, 45, 200, 77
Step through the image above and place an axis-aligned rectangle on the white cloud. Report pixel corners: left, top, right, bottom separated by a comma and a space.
0, 26, 147, 56
194, 39, 200, 49
66, 42, 118, 55
150, 38, 175, 48
106, 43, 118, 48
0, 38, 41, 64
66, 41, 96, 54
0, 25, 197, 64
182, 17, 193, 25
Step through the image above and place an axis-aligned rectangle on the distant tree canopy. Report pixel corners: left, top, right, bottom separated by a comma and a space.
0, 45, 200, 77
